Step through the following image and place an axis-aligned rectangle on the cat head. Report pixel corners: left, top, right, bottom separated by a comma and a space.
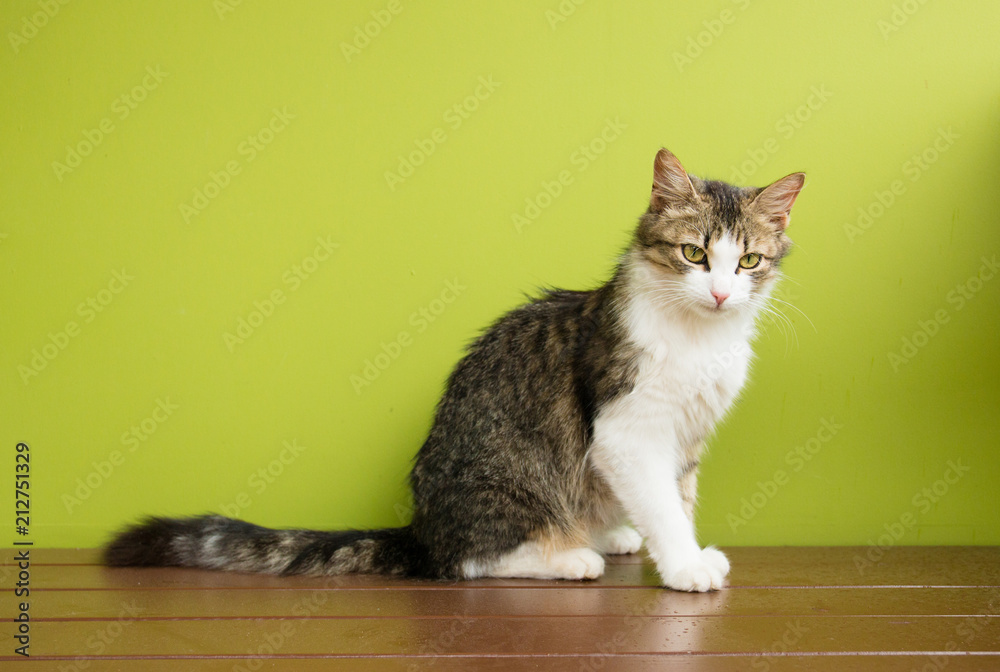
632, 148, 805, 318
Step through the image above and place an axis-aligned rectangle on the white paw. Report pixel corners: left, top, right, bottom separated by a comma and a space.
662, 548, 729, 592
599, 526, 644, 555
702, 546, 730, 577
551, 548, 606, 580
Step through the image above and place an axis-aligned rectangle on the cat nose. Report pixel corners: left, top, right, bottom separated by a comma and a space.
711, 290, 729, 307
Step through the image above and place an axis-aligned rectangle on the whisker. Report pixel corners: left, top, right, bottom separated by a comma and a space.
766, 295, 816, 333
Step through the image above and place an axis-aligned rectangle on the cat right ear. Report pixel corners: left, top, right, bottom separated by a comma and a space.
651, 148, 699, 211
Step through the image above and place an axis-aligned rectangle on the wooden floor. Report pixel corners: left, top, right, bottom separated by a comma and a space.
2, 547, 998, 670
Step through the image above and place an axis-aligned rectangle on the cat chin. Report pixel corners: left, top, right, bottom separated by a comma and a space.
684, 298, 749, 320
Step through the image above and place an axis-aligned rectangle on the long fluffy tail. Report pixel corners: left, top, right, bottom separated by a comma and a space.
103, 514, 431, 577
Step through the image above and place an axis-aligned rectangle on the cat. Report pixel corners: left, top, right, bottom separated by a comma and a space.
105, 148, 805, 592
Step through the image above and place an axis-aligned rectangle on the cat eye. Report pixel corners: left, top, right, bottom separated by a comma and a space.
682, 244, 706, 264
739, 253, 762, 269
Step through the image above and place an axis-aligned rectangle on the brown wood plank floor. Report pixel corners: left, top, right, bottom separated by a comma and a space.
2, 547, 998, 670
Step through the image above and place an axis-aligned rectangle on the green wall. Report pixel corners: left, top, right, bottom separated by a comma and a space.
3, 1, 998, 548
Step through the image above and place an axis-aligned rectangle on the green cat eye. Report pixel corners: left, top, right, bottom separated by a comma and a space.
682, 244, 706, 264
739, 253, 762, 269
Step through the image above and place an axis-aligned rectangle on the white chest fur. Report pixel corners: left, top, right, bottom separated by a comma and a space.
606, 288, 756, 456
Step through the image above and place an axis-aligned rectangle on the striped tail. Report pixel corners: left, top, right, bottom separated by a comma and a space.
103, 514, 431, 577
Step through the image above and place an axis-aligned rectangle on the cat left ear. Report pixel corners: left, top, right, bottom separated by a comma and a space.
752, 172, 805, 231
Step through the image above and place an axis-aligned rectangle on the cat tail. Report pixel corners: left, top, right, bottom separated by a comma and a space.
103, 514, 432, 578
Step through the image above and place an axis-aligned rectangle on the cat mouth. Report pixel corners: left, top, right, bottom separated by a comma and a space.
698, 299, 732, 315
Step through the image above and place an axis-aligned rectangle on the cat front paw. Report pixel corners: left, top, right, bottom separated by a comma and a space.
661, 547, 729, 592
701, 546, 730, 576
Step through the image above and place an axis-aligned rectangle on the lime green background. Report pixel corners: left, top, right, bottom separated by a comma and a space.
2, 1, 998, 548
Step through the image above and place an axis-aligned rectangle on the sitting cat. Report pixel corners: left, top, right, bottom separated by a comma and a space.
105, 148, 804, 592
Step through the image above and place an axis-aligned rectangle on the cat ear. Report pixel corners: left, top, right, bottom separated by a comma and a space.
752, 172, 805, 231
651, 148, 699, 210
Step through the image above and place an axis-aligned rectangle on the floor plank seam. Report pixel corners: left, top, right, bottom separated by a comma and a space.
4, 651, 1000, 662
21, 614, 1000, 622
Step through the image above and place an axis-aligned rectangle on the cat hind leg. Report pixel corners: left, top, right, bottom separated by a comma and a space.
595, 525, 643, 555
462, 541, 605, 580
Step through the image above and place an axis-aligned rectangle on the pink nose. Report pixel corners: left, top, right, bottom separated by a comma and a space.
711, 290, 729, 307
